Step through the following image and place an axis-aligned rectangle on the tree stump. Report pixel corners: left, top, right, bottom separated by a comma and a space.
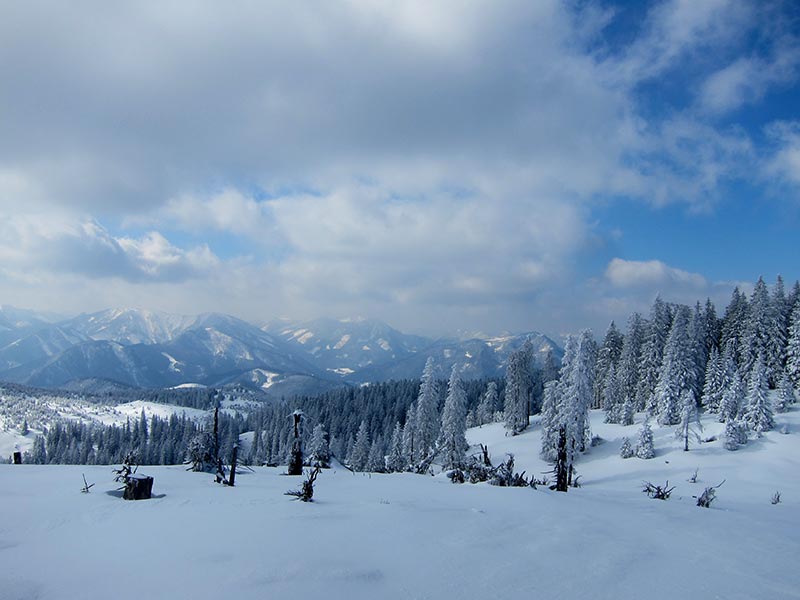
12, 451, 22, 464
123, 475, 154, 500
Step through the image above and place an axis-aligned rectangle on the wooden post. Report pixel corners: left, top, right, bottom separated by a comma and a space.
228, 445, 238, 487
555, 426, 568, 493
12, 451, 22, 464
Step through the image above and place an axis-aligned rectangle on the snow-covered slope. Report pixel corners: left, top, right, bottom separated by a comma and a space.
2, 407, 799, 600
65, 308, 195, 345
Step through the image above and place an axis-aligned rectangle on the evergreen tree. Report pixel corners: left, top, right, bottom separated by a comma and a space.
719, 367, 744, 424
541, 348, 559, 384
594, 321, 624, 409
349, 420, 371, 471
414, 357, 440, 461
504, 341, 533, 434
636, 421, 655, 459
386, 422, 406, 472
655, 306, 695, 425
636, 297, 672, 411
308, 423, 330, 468
723, 419, 747, 451
563, 330, 595, 465
619, 437, 634, 459
402, 402, 417, 466
619, 395, 635, 426
720, 287, 749, 366
439, 364, 469, 470
477, 381, 498, 426
539, 380, 560, 461
739, 277, 773, 383
602, 363, 623, 423
700, 345, 724, 413
367, 437, 386, 473
743, 354, 773, 436
775, 370, 796, 413
676, 389, 702, 451
786, 299, 800, 389
768, 275, 790, 382
617, 312, 645, 403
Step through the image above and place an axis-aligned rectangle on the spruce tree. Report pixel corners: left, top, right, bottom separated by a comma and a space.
594, 321, 624, 409
349, 420, 370, 471
414, 357, 440, 462
308, 423, 330, 468
739, 277, 772, 383
719, 368, 745, 423
700, 345, 724, 413
402, 403, 417, 467
477, 381, 498, 426
504, 341, 533, 434
386, 422, 406, 472
786, 299, 800, 389
618, 312, 645, 403
775, 370, 796, 413
743, 354, 773, 436
539, 380, 560, 461
619, 437, 634, 459
636, 421, 655, 459
602, 363, 623, 423
655, 306, 694, 425
676, 389, 701, 451
439, 364, 469, 470
636, 297, 672, 411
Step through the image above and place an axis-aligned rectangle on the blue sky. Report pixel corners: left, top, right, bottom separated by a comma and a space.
0, 1, 798, 338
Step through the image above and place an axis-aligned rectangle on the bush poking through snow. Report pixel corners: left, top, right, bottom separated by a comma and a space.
285, 466, 321, 502
771, 491, 781, 505
695, 480, 725, 508
642, 481, 675, 500
688, 468, 698, 483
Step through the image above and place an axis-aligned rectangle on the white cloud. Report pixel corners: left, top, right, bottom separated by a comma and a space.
605, 258, 707, 289
765, 121, 800, 189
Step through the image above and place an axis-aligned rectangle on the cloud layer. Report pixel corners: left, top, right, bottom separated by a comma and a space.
0, 1, 797, 336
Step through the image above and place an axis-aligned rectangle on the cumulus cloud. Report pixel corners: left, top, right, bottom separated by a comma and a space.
764, 121, 800, 189
0, 217, 218, 284
605, 258, 707, 289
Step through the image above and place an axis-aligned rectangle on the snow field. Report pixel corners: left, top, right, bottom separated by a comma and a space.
1, 408, 799, 600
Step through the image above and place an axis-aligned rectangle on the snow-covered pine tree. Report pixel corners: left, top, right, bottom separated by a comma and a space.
594, 321, 624, 409
541, 348, 559, 384
539, 380, 560, 461
349, 420, 370, 471
504, 341, 533, 434
786, 299, 800, 390
723, 419, 746, 451
775, 370, 796, 413
477, 381, 498, 426
743, 354, 773, 436
617, 312, 645, 404
603, 363, 623, 423
719, 367, 744, 423
688, 302, 709, 399
619, 395, 635, 426
676, 389, 702, 451
636, 421, 655, 459
636, 297, 672, 412
439, 364, 469, 470
308, 423, 330, 468
414, 357, 440, 462
367, 437, 386, 473
619, 437, 634, 459
402, 402, 417, 467
563, 329, 595, 462
655, 305, 695, 425
739, 277, 772, 384
703, 298, 721, 357
767, 275, 790, 384
720, 287, 749, 367
700, 345, 724, 413
386, 422, 406, 472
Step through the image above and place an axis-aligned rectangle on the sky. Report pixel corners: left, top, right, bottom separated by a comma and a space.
0, 0, 798, 339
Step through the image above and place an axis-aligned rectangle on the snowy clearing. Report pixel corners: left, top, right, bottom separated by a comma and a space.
2, 409, 799, 600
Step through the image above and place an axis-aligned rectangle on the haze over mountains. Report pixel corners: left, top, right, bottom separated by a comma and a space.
0, 306, 561, 396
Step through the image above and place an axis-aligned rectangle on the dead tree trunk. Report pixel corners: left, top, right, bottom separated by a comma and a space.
555, 426, 568, 493
228, 445, 238, 487
12, 451, 21, 464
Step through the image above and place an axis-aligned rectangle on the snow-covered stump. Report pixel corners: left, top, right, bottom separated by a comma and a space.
123, 475, 154, 500
12, 451, 21, 464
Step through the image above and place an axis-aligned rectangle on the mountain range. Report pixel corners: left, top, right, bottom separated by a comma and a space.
0, 306, 562, 397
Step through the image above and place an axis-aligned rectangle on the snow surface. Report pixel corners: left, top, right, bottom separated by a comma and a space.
2, 409, 799, 599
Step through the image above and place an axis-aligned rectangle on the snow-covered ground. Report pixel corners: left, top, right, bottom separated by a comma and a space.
2, 409, 799, 600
